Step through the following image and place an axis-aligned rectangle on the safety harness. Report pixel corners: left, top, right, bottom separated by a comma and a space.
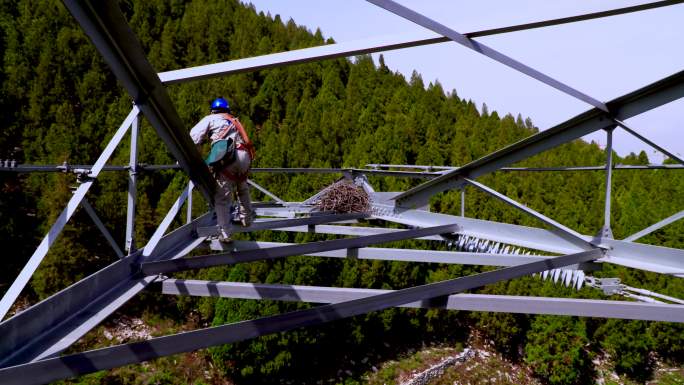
214, 113, 255, 182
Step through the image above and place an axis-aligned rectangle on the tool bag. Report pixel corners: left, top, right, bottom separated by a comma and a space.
205, 137, 236, 170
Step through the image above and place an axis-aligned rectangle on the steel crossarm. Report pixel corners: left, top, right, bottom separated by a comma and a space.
157, 1, 683, 84
600, 238, 684, 277
370, 204, 684, 275
156, 280, 684, 322
0, 249, 602, 384
392, 69, 684, 208
141, 224, 459, 275
624, 210, 684, 242
224, 240, 549, 266
462, 177, 594, 250
367, 0, 607, 111
0, 213, 212, 368
372, 203, 588, 255
62, 0, 216, 201
196, 212, 370, 237
0, 107, 137, 320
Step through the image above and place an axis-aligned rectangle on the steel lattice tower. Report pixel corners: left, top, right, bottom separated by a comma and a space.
1, 1, 684, 383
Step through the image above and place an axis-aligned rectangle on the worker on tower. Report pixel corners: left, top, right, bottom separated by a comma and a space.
190, 97, 256, 241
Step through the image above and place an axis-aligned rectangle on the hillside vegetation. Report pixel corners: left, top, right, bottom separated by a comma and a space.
1, 1, 683, 384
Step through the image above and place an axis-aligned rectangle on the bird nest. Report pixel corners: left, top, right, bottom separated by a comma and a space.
314, 180, 370, 214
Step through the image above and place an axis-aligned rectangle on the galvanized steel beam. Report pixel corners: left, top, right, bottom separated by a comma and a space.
125, 113, 140, 253
615, 119, 684, 165
624, 210, 684, 242
196, 212, 369, 237
62, 0, 216, 201
0, 211, 212, 367
80, 199, 124, 259
367, 163, 684, 172
393, 69, 684, 208
0, 107, 137, 321
247, 179, 285, 204
157, 1, 683, 84
142, 224, 459, 275
227, 240, 549, 266
602, 128, 615, 237
157, 280, 684, 322
367, 0, 607, 111
142, 182, 193, 258
371, 204, 684, 276
463, 177, 594, 250
0, 249, 601, 384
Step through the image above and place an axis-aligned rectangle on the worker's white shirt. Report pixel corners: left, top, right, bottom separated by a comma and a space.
189, 113, 242, 145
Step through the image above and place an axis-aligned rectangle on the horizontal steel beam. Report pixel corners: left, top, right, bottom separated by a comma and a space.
5, 163, 683, 175
0, 163, 181, 173
366, 163, 684, 172
393, 68, 684, 208
62, 0, 216, 201
0, 249, 601, 384
142, 224, 459, 275
157, 1, 682, 84
228, 240, 549, 266
272, 223, 445, 240
157, 280, 684, 322
196, 212, 369, 237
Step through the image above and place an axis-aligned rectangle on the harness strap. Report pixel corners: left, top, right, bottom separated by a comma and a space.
220, 113, 256, 160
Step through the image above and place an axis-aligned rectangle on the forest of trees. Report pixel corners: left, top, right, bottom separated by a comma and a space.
1, 1, 684, 384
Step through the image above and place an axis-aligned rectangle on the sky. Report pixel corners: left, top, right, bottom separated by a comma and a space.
246, 0, 684, 164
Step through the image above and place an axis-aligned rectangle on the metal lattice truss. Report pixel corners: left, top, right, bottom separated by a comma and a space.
1, 1, 684, 383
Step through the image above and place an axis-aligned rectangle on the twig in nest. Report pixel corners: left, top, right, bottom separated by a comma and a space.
314, 180, 370, 214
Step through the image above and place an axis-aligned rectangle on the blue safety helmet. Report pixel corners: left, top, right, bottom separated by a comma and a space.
210, 97, 230, 112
